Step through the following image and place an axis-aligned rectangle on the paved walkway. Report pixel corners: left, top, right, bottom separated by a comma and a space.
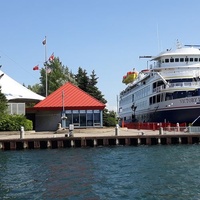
0, 127, 189, 140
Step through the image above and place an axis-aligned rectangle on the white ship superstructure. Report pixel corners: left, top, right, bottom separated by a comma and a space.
119, 42, 200, 125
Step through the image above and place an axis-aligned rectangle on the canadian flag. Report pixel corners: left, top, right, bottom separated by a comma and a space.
49, 53, 54, 61
33, 65, 39, 70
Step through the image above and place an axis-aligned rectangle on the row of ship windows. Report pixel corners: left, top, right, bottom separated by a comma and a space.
149, 90, 200, 104
136, 100, 148, 109
119, 99, 148, 113
120, 90, 199, 108
120, 84, 151, 102
120, 87, 150, 105
133, 86, 150, 101
161, 57, 200, 63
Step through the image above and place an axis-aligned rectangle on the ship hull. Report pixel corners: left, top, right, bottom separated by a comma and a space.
135, 107, 200, 125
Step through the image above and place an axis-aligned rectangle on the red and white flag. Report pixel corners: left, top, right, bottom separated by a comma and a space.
49, 53, 54, 61
33, 65, 39, 70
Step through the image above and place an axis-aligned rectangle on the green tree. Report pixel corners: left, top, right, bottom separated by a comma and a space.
75, 68, 110, 125
103, 109, 117, 127
40, 57, 76, 96
27, 83, 42, 95
75, 67, 90, 92
88, 70, 107, 104
75, 68, 107, 104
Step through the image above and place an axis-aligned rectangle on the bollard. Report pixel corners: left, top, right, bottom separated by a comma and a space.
69, 124, 74, 137
159, 127, 163, 135
20, 126, 25, 139
115, 124, 119, 136
58, 123, 61, 129
176, 123, 180, 132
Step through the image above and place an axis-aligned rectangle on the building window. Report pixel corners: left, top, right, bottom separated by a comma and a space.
7, 103, 25, 115
63, 109, 102, 127
87, 110, 93, 126
73, 112, 79, 126
80, 111, 86, 126
94, 110, 101, 126
66, 113, 72, 127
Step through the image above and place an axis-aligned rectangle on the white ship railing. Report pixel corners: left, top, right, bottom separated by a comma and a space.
163, 126, 187, 134
163, 126, 200, 134
153, 81, 200, 93
187, 126, 200, 133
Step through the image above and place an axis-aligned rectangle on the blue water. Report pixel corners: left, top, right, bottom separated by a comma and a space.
0, 145, 200, 200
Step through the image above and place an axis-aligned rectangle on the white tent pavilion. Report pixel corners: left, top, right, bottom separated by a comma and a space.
0, 70, 45, 102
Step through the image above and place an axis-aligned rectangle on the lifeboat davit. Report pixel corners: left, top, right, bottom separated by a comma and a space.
122, 71, 138, 84
141, 69, 150, 74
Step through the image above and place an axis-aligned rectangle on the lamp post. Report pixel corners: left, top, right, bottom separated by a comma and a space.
61, 90, 67, 128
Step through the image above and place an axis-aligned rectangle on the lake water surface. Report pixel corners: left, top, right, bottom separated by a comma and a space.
0, 145, 200, 200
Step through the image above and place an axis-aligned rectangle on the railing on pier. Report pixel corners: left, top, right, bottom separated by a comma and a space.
123, 122, 187, 131
123, 121, 200, 134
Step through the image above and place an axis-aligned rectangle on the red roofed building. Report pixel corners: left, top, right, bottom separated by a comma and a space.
33, 82, 106, 131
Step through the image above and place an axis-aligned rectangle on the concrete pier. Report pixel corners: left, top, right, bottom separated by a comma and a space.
0, 127, 199, 150
0, 134, 199, 150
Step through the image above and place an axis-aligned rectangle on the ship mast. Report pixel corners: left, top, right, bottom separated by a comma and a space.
139, 56, 152, 69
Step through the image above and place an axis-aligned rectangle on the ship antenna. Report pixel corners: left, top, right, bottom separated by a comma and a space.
176, 39, 182, 49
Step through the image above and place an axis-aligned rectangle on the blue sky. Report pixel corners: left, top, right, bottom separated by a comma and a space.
1, 0, 200, 111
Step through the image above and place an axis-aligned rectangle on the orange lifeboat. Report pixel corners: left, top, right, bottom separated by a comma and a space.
122, 71, 138, 84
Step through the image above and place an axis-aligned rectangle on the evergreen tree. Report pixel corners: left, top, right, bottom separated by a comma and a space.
75, 67, 90, 92
88, 70, 107, 104
27, 83, 42, 95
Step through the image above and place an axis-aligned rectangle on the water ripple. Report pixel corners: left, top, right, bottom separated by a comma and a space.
0, 146, 200, 199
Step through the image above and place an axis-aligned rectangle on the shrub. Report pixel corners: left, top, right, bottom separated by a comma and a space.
104, 116, 117, 127
0, 114, 33, 131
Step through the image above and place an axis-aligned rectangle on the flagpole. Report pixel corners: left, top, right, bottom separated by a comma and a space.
44, 36, 48, 97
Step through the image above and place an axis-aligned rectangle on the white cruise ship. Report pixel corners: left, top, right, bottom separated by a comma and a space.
119, 42, 200, 125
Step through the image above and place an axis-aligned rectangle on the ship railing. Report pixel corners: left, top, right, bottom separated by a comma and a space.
186, 126, 200, 133
163, 126, 188, 134
153, 81, 200, 93
123, 122, 187, 131
123, 122, 200, 134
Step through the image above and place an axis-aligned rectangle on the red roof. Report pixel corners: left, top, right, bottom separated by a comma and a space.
34, 82, 105, 110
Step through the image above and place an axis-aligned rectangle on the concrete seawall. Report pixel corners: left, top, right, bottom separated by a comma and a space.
0, 128, 199, 150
